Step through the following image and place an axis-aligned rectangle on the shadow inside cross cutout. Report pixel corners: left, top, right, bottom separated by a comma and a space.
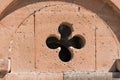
46, 24, 85, 62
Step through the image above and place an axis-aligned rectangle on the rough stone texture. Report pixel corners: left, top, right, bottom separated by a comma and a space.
0, 72, 63, 80
0, 24, 11, 59
9, 15, 35, 72
0, 0, 13, 14
6, 73, 37, 80
110, 0, 120, 11
0, 6, 31, 62
64, 72, 120, 80
0, 59, 9, 78
35, 4, 95, 72
0, 4, 35, 73
95, 18, 118, 72
0, 0, 120, 80
37, 73, 63, 80
116, 59, 120, 71
1, 0, 120, 14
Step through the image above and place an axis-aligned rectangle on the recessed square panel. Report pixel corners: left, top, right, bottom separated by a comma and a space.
35, 7, 95, 72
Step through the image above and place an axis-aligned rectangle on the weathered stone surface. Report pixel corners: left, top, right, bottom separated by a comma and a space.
0, 0, 14, 14
0, 7, 30, 32
9, 15, 35, 72
0, 72, 63, 80
35, 4, 96, 72
0, 59, 9, 78
110, 0, 120, 11
64, 72, 120, 80
0, 24, 11, 59
37, 73, 63, 80
6, 73, 36, 80
0, 0, 120, 79
116, 59, 120, 71
95, 18, 118, 72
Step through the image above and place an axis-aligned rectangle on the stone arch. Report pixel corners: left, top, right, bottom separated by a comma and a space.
0, 0, 120, 42
0, 0, 120, 78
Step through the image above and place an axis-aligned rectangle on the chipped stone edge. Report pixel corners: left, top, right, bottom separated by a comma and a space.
0, 59, 11, 78
0, 0, 120, 19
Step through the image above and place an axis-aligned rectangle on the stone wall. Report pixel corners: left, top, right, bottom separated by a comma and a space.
0, 0, 120, 80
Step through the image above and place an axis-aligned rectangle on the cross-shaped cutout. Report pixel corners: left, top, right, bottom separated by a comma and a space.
46, 24, 85, 62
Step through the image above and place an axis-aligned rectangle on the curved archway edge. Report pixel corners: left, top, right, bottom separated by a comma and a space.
0, 0, 120, 42
0, 0, 120, 77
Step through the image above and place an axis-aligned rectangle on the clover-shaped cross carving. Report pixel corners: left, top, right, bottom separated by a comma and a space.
46, 24, 85, 62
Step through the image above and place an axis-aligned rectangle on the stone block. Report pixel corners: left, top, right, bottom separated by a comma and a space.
35, 5, 96, 72
37, 73, 63, 80
9, 15, 35, 72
